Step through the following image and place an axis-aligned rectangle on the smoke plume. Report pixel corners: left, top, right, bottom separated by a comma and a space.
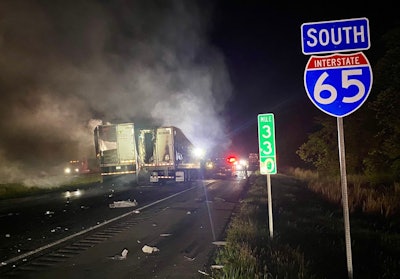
0, 0, 232, 184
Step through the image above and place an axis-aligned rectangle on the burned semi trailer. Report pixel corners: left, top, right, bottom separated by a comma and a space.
93, 123, 138, 183
137, 126, 203, 183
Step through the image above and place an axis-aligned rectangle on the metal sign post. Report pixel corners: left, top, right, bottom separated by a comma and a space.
301, 17, 372, 279
337, 117, 353, 279
267, 173, 273, 238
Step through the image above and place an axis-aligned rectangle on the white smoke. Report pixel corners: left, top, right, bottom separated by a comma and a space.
0, 0, 232, 184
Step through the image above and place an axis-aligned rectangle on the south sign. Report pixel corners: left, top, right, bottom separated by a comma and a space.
301, 17, 370, 55
304, 52, 373, 117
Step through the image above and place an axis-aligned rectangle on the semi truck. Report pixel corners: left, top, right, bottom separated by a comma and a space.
94, 123, 203, 184
137, 126, 203, 183
93, 123, 138, 182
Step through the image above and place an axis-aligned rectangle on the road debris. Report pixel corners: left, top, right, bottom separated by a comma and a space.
109, 199, 138, 208
142, 245, 160, 254
212, 241, 227, 246
184, 255, 195, 261
160, 233, 172, 237
211, 264, 224, 269
198, 270, 209, 276
109, 248, 128, 260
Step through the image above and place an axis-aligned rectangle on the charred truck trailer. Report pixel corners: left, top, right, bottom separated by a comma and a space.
94, 123, 203, 184
94, 123, 138, 183
138, 126, 202, 183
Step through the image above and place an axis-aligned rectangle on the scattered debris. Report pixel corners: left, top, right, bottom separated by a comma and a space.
212, 241, 227, 246
142, 245, 160, 254
152, 223, 157, 227
109, 199, 138, 208
5, 234, 10, 238
160, 233, 172, 237
198, 270, 209, 276
134, 210, 140, 214
109, 248, 129, 260
44, 211, 54, 215
211, 264, 224, 269
184, 255, 195, 261
186, 211, 191, 215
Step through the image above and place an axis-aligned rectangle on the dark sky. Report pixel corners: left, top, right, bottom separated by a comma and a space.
0, 0, 398, 184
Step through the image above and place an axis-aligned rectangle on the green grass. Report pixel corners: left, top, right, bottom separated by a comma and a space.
0, 173, 102, 200
210, 175, 315, 279
209, 172, 400, 278
287, 167, 400, 217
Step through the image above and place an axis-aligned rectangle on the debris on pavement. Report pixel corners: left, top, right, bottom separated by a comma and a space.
198, 270, 210, 276
109, 199, 138, 208
142, 245, 160, 254
160, 233, 172, 237
109, 248, 128, 260
212, 241, 227, 246
184, 255, 195, 261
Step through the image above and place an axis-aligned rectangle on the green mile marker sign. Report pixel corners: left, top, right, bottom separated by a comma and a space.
257, 113, 277, 174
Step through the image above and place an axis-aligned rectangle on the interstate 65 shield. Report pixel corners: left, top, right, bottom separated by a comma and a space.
304, 52, 373, 117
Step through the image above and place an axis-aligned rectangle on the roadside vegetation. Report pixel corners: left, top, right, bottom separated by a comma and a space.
0, 173, 101, 200
210, 172, 400, 279
287, 167, 400, 218
210, 175, 315, 279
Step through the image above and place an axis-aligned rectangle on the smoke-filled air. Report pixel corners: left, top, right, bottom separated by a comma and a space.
0, 0, 232, 184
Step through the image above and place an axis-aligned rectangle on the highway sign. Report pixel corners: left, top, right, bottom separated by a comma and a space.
257, 113, 276, 174
304, 52, 372, 117
301, 17, 370, 55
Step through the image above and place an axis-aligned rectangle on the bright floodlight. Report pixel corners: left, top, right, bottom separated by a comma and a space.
192, 147, 205, 158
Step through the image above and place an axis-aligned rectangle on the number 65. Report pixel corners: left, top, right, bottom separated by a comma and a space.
314, 70, 365, 105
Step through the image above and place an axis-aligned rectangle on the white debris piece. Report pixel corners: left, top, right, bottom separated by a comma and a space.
198, 270, 209, 276
109, 248, 128, 260
211, 265, 224, 269
109, 199, 138, 208
212, 241, 227, 246
44, 210, 54, 215
160, 233, 172, 237
142, 245, 160, 254
184, 255, 195, 261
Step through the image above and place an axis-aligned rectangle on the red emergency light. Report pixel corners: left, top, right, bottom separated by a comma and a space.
226, 156, 237, 164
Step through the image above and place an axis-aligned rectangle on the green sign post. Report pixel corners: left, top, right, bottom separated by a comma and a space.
257, 113, 277, 174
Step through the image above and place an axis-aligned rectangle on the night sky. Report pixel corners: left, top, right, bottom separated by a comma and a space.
0, 0, 398, 184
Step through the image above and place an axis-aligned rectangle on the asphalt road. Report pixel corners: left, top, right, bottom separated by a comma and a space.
0, 178, 248, 278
